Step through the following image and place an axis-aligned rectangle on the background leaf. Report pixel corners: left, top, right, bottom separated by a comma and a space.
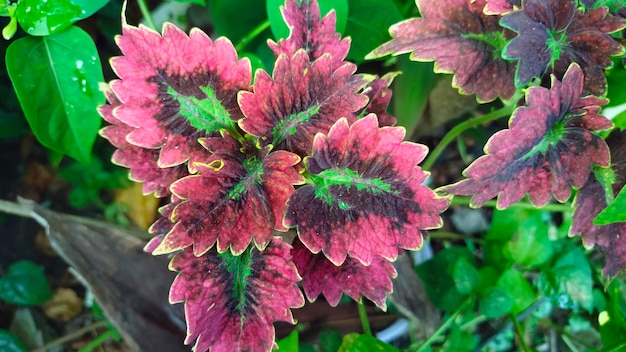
0, 330, 27, 352
338, 333, 400, 352
0, 261, 52, 306
344, 0, 402, 63
594, 185, 626, 225
267, 0, 348, 40
6, 26, 104, 162
16, 0, 110, 36
276, 329, 299, 351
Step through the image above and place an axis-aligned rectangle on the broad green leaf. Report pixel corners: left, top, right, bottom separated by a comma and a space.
595, 185, 626, 225
539, 242, 593, 312
209, 0, 269, 43
453, 257, 480, 295
345, 0, 402, 63
0, 330, 27, 352
267, 0, 348, 40
442, 323, 478, 351
479, 287, 513, 318
338, 333, 400, 352
496, 269, 535, 315
504, 212, 554, 267
392, 57, 434, 136
483, 208, 526, 269
416, 246, 474, 312
319, 329, 343, 352
0, 261, 51, 305
169, 0, 206, 5
16, 0, 110, 36
277, 330, 298, 351
6, 26, 104, 162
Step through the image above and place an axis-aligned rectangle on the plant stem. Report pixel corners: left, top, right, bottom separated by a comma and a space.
357, 301, 372, 336
539, 319, 596, 350
421, 104, 515, 172
414, 299, 471, 352
78, 329, 120, 352
31, 320, 108, 352
511, 314, 531, 352
449, 196, 572, 213
428, 231, 485, 244
137, 0, 157, 31
235, 20, 270, 53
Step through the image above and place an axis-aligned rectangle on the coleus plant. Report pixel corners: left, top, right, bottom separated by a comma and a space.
100, 0, 447, 350
99, 0, 626, 351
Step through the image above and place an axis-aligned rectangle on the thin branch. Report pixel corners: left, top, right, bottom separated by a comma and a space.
357, 301, 373, 336
31, 320, 109, 352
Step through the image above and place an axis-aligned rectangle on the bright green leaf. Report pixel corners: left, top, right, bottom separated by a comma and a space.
442, 323, 478, 352
319, 329, 343, 352
504, 211, 554, 267
595, 185, 626, 225
168, 0, 206, 5
267, 0, 348, 40
16, 0, 110, 36
6, 26, 104, 162
0, 261, 51, 305
479, 287, 513, 318
0, 330, 27, 352
277, 330, 298, 351
416, 246, 474, 312
540, 242, 593, 312
392, 57, 434, 136
345, 0, 402, 63
496, 269, 535, 315
453, 257, 480, 295
338, 333, 400, 352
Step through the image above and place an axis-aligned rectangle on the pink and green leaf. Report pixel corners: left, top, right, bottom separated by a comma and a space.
152, 134, 304, 256
268, 0, 350, 70
99, 85, 191, 197
501, 0, 625, 95
169, 238, 304, 352
285, 114, 449, 266
442, 64, 612, 208
109, 21, 251, 169
238, 50, 368, 156
367, 0, 516, 103
291, 239, 396, 309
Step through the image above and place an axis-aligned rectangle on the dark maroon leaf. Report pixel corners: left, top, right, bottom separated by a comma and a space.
501, 0, 625, 95
360, 72, 400, 127
285, 114, 449, 266
151, 133, 304, 256
268, 0, 350, 70
292, 239, 396, 309
367, 0, 516, 103
238, 50, 368, 156
108, 21, 252, 170
169, 238, 304, 352
442, 64, 613, 208
571, 129, 626, 276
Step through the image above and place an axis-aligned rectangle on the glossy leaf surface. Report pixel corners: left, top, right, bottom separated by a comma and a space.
16, 0, 110, 36
0, 261, 52, 306
6, 26, 103, 162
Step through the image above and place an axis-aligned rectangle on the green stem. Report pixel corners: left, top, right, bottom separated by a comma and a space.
421, 104, 515, 172
31, 320, 108, 352
414, 299, 471, 352
511, 314, 531, 352
357, 301, 372, 336
428, 231, 485, 244
235, 20, 270, 53
449, 196, 572, 213
78, 329, 120, 352
137, 0, 157, 31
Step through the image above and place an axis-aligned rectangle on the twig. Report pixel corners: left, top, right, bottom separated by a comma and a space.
357, 301, 372, 336
137, 0, 157, 31
511, 314, 531, 352
413, 299, 471, 352
31, 320, 108, 352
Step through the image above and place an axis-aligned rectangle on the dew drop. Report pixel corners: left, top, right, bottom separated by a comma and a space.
75, 60, 84, 70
